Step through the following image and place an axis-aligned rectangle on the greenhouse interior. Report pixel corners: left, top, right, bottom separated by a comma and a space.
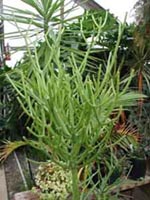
0, 0, 150, 200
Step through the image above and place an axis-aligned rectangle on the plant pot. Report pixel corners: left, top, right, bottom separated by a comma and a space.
129, 157, 146, 180
146, 157, 150, 176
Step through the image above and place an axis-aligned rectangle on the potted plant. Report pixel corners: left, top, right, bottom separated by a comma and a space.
128, 145, 146, 180
0, 0, 145, 199
141, 136, 150, 176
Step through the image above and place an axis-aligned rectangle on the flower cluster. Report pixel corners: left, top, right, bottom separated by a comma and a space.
35, 161, 72, 200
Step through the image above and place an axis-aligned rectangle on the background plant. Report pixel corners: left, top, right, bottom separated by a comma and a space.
0, 65, 29, 142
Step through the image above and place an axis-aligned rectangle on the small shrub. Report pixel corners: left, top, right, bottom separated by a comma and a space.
34, 161, 72, 200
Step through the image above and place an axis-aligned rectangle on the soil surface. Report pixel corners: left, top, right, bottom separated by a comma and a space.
4, 150, 38, 200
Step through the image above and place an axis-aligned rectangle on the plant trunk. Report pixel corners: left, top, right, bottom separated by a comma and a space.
138, 70, 143, 116
120, 111, 126, 123
71, 168, 80, 200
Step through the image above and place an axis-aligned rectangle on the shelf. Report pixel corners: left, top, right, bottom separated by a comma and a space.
111, 176, 150, 192
13, 191, 39, 200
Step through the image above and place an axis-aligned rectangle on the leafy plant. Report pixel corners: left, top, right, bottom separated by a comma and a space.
0, 0, 145, 199
34, 161, 72, 200
1, 23, 144, 199
0, 65, 28, 142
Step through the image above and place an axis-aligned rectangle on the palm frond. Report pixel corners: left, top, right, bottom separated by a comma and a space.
0, 140, 27, 162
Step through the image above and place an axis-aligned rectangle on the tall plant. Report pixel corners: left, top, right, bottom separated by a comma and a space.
1, 23, 144, 199
0, 0, 145, 199
130, 0, 150, 117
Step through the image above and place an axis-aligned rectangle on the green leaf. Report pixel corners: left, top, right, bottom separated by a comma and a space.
21, 0, 44, 16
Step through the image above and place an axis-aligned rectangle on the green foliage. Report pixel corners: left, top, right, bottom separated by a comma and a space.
5, 22, 144, 199
0, 66, 26, 141
2, 0, 83, 43
2, 0, 67, 34
0, 0, 146, 199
